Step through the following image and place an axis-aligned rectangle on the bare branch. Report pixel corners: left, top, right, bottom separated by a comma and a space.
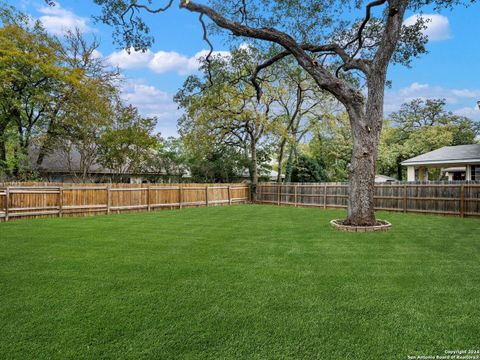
199, 13, 214, 86
345, 0, 388, 56
121, 0, 175, 16
251, 51, 290, 100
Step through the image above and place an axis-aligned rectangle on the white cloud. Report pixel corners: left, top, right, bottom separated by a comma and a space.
107, 48, 154, 70
385, 82, 480, 120
404, 14, 451, 41
386, 82, 458, 111
120, 79, 182, 136
107, 48, 230, 75
398, 82, 429, 96
183, 49, 231, 75
38, 2, 92, 35
149, 51, 193, 75
454, 106, 480, 120
91, 49, 103, 59
451, 89, 480, 98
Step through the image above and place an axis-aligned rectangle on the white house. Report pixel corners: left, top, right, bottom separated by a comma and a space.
401, 144, 480, 181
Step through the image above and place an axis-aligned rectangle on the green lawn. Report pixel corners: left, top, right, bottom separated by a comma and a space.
1, 205, 479, 359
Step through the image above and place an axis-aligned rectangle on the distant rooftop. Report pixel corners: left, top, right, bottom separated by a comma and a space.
401, 145, 480, 166
375, 174, 396, 182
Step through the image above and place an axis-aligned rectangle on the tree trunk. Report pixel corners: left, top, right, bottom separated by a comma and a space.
345, 99, 383, 226
284, 144, 295, 183
36, 119, 57, 167
396, 159, 403, 181
0, 123, 7, 175
346, 133, 377, 226
250, 142, 258, 185
249, 141, 258, 201
276, 138, 286, 183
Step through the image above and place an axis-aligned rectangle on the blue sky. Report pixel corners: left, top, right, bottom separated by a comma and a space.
10, 0, 480, 136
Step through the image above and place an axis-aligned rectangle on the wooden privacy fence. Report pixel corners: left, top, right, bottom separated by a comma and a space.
0, 183, 249, 221
256, 182, 480, 217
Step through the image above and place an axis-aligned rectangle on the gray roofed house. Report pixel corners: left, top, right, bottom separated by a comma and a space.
401, 144, 480, 181
29, 147, 187, 184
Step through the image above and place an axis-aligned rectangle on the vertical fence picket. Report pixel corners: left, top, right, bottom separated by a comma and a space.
460, 184, 465, 217
5, 187, 9, 222
323, 184, 327, 209
179, 186, 183, 209
59, 186, 63, 217
147, 186, 151, 212
294, 185, 297, 207
107, 186, 111, 214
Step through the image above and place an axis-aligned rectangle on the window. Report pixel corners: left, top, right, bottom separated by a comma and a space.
453, 172, 465, 181
51, 174, 64, 183
472, 165, 480, 181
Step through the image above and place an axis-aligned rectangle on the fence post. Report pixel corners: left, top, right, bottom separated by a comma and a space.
277, 184, 281, 205
147, 185, 151, 212
294, 185, 297, 207
228, 185, 232, 205
205, 185, 209, 207
179, 186, 183, 209
460, 184, 465, 217
59, 186, 63, 217
323, 184, 327, 209
403, 184, 407, 213
107, 186, 111, 214
5, 187, 9, 222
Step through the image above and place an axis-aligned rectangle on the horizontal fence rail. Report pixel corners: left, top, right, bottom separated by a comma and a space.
0, 182, 249, 222
256, 182, 480, 217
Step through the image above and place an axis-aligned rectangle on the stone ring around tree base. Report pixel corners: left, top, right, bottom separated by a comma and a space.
330, 219, 392, 232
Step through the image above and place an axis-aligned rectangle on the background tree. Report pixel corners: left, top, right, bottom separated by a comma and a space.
146, 137, 189, 183
176, 50, 275, 187
55, 78, 116, 182
290, 154, 327, 183
0, 6, 78, 178
187, 147, 249, 183
308, 113, 353, 182
35, 28, 119, 168
267, 59, 326, 183
98, 103, 160, 182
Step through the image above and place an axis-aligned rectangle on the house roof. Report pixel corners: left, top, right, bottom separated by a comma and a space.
29, 147, 179, 176
30, 147, 113, 174
401, 144, 480, 166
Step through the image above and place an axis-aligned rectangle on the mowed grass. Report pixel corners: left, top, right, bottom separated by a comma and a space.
0, 205, 479, 360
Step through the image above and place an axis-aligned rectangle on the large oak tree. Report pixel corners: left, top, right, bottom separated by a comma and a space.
92, 0, 475, 225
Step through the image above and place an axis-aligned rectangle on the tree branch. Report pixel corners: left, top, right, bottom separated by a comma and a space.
250, 43, 370, 100
345, 0, 388, 56
199, 13, 214, 86
180, 0, 363, 109
121, 0, 175, 16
